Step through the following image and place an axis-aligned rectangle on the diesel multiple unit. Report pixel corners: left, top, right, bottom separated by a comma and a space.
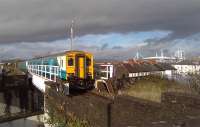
18, 50, 94, 89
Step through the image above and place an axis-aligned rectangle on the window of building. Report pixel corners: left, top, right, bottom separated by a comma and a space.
68, 58, 74, 66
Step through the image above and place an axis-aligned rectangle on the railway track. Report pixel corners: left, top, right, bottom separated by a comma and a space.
69, 89, 115, 102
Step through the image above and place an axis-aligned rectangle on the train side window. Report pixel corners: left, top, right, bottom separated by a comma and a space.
68, 58, 74, 66
86, 58, 91, 66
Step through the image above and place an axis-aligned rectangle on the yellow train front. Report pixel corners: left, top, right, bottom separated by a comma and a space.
57, 51, 94, 90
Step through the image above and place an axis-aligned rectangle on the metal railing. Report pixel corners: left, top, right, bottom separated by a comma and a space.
27, 65, 60, 82
99, 64, 113, 80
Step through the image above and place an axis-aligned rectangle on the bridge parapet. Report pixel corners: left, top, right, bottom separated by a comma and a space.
27, 65, 60, 82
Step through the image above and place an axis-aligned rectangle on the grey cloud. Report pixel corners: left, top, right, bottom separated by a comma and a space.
0, 0, 200, 43
0, 40, 102, 60
1, 35, 200, 61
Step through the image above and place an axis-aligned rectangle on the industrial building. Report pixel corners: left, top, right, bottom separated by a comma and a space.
172, 60, 200, 75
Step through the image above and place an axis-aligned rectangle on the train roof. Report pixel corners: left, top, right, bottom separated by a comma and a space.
30, 50, 92, 60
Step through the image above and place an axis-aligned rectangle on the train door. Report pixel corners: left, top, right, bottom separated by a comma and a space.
78, 56, 85, 78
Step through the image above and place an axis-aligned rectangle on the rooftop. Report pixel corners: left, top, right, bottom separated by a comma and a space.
174, 60, 200, 65
102, 59, 177, 78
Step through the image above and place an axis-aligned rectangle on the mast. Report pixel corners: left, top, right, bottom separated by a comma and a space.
70, 20, 74, 51
161, 49, 164, 58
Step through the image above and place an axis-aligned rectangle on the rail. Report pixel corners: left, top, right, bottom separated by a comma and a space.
27, 65, 60, 82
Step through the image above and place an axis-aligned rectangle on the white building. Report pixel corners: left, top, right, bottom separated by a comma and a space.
97, 61, 176, 80
143, 49, 185, 63
172, 61, 200, 75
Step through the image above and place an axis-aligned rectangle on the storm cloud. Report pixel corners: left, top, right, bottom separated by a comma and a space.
0, 0, 200, 43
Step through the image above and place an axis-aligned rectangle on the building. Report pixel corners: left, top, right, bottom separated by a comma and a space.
172, 60, 200, 75
143, 49, 185, 63
97, 59, 177, 80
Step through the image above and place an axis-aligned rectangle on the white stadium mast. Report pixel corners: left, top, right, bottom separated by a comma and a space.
175, 48, 185, 60
134, 51, 144, 60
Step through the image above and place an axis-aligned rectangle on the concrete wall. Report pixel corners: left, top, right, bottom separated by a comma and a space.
46, 88, 112, 127
46, 85, 200, 127
111, 96, 162, 127
161, 92, 200, 111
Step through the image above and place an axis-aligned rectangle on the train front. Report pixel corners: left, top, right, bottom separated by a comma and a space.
66, 51, 94, 90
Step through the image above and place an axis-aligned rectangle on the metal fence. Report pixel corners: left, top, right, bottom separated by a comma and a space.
27, 65, 60, 82
99, 64, 113, 80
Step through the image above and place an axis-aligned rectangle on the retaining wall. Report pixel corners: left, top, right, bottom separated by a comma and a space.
46, 84, 200, 127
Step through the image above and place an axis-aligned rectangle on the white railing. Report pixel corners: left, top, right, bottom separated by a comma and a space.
27, 65, 60, 82
99, 64, 113, 80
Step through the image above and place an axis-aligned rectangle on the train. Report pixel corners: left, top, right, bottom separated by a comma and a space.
18, 50, 94, 90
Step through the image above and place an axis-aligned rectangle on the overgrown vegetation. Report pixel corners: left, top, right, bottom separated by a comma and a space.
188, 74, 200, 94
45, 91, 90, 127
123, 76, 193, 102
46, 111, 89, 127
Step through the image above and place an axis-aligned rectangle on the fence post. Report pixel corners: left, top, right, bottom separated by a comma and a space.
45, 65, 47, 79
64, 83, 69, 95
38, 65, 41, 76
37, 65, 39, 75
106, 65, 109, 79
50, 66, 52, 81
54, 67, 56, 82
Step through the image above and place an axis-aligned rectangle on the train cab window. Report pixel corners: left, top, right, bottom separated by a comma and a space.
86, 58, 91, 66
68, 58, 74, 66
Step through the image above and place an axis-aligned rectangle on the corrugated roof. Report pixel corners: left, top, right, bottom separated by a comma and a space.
114, 63, 129, 78
111, 60, 176, 76
30, 50, 92, 60
174, 60, 200, 65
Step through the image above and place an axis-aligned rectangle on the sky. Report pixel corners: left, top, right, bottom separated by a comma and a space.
0, 0, 200, 60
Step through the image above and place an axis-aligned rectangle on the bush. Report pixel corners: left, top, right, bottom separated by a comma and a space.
188, 74, 200, 94
45, 91, 90, 127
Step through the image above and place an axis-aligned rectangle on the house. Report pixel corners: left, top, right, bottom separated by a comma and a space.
97, 59, 177, 80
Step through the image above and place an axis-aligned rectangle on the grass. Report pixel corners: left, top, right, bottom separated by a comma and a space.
123, 76, 193, 102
